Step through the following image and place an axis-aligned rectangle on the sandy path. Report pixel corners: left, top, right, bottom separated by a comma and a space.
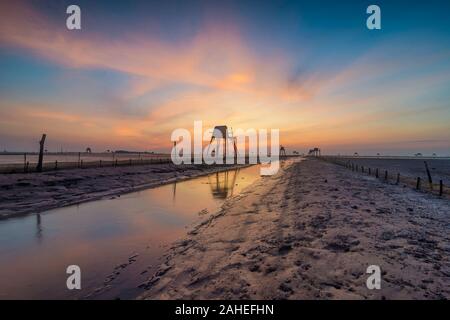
0, 163, 247, 219
138, 158, 450, 300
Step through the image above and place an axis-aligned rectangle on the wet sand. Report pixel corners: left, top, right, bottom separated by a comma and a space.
0, 163, 247, 219
138, 158, 450, 300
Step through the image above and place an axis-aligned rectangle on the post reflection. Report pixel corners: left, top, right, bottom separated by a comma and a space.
35, 214, 42, 242
208, 168, 240, 199
172, 181, 177, 202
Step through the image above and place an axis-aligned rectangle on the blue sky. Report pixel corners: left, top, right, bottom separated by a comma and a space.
0, 0, 449, 155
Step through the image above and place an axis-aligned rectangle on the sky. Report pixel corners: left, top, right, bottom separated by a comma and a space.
0, 0, 449, 156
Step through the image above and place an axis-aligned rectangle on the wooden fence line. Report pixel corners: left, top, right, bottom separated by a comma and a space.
319, 156, 447, 197
0, 157, 173, 174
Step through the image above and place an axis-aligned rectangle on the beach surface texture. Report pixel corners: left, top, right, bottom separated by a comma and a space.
138, 158, 450, 299
0, 163, 246, 218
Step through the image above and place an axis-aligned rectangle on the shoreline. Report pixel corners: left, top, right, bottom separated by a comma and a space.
138, 158, 450, 299
0, 163, 251, 220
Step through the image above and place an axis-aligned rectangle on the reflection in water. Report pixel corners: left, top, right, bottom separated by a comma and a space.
208, 168, 240, 199
0, 164, 261, 299
36, 214, 42, 242
172, 181, 177, 202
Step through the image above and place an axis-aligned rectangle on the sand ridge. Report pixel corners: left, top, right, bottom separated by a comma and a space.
138, 158, 450, 299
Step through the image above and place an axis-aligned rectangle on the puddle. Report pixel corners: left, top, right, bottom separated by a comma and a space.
0, 165, 261, 299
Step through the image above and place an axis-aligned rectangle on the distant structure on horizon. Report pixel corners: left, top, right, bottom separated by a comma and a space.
207, 125, 238, 159
279, 145, 286, 157
308, 147, 321, 156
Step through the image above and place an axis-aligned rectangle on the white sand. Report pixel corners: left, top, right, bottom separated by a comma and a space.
138, 158, 450, 300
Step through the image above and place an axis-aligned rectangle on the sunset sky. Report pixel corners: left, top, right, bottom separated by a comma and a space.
0, 0, 449, 155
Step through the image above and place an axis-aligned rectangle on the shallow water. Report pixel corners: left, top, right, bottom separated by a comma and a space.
0, 153, 166, 165
0, 165, 261, 299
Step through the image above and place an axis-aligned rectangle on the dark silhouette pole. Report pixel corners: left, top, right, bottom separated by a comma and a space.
424, 161, 433, 190
36, 134, 46, 172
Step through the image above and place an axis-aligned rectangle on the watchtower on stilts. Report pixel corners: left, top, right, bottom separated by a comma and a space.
208, 125, 238, 162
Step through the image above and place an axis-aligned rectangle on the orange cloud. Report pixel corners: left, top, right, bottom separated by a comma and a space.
0, 1, 449, 154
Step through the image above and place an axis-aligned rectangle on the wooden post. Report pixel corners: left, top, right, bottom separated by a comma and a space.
376, 168, 379, 178
26, 161, 29, 173
362, 166, 364, 173
369, 168, 371, 175
439, 180, 443, 196
36, 134, 46, 172
100, 160, 102, 167
416, 177, 421, 190
396, 173, 400, 184
24, 153, 27, 172
384, 170, 388, 180
424, 161, 433, 190
55, 160, 58, 170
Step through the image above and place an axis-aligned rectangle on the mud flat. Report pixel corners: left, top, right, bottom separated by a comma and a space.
333, 157, 450, 186
0, 163, 248, 219
138, 158, 450, 300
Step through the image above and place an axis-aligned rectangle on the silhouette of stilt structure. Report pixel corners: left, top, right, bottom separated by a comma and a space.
280, 145, 286, 158
308, 147, 321, 157
208, 125, 238, 162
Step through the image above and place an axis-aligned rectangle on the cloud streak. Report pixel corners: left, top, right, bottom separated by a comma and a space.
0, 1, 449, 155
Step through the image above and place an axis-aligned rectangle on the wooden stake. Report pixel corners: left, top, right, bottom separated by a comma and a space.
424, 161, 433, 190
439, 180, 443, 196
36, 134, 46, 172
416, 177, 421, 190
